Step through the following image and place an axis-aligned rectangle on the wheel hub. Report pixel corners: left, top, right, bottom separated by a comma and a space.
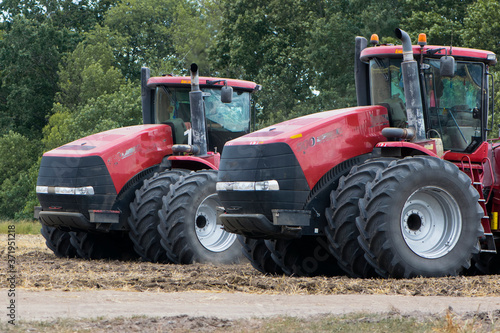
195, 194, 236, 252
401, 186, 462, 259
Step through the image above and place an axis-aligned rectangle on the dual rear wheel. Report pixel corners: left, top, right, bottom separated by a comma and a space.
326, 156, 484, 278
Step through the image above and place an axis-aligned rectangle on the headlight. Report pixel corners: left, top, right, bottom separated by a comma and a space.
36, 186, 95, 195
216, 180, 279, 191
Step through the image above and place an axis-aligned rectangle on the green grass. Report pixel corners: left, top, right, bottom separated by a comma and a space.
0, 220, 41, 234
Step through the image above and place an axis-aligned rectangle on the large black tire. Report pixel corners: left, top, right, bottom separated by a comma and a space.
128, 169, 187, 262
158, 170, 242, 264
266, 236, 344, 277
473, 252, 500, 275
325, 158, 395, 278
41, 225, 79, 258
239, 236, 283, 275
356, 156, 484, 278
69, 231, 137, 260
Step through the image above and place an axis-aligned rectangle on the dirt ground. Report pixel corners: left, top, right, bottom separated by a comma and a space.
3, 235, 500, 331
6, 235, 500, 296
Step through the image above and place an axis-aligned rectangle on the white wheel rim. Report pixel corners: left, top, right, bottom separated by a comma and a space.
195, 194, 236, 252
400, 186, 462, 259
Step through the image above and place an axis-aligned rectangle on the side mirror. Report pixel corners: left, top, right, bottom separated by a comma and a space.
473, 107, 481, 119
440, 55, 455, 77
221, 85, 233, 103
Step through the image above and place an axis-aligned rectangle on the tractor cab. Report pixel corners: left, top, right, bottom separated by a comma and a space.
358, 34, 497, 154
143, 72, 260, 154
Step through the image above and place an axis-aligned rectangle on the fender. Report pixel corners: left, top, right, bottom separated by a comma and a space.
375, 140, 440, 158
168, 153, 220, 170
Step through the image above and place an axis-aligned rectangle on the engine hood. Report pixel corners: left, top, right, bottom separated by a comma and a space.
42, 125, 174, 193
43, 125, 173, 158
225, 105, 390, 188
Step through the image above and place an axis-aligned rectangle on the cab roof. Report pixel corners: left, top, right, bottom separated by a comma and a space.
360, 44, 497, 65
147, 76, 260, 92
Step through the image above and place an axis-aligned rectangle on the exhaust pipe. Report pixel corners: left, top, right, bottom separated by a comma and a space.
393, 28, 426, 142
141, 67, 153, 124
189, 63, 208, 155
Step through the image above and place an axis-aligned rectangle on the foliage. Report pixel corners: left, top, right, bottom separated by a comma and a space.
0, 132, 39, 185
43, 83, 141, 151
1, 0, 500, 219
0, 17, 72, 138
400, 0, 475, 45
55, 25, 127, 109
104, 0, 179, 80
0, 132, 40, 219
213, 0, 323, 125
461, 0, 500, 56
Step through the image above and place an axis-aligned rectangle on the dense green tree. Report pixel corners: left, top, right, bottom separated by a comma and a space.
169, 1, 219, 74
43, 27, 141, 150
43, 83, 141, 150
462, 0, 500, 55
213, 0, 324, 125
0, 0, 117, 31
0, 17, 70, 138
0, 132, 40, 219
56, 25, 127, 109
0, 132, 39, 185
104, 0, 179, 80
400, 0, 475, 45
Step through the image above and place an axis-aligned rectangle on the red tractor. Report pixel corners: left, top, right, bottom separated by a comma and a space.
217, 29, 500, 278
35, 64, 260, 264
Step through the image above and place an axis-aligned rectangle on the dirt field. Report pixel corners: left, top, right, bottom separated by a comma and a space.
3, 235, 500, 332
5, 235, 500, 296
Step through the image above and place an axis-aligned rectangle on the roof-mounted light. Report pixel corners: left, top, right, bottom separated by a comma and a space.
487, 54, 497, 61
418, 33, 427, 46
370, 34, 379, 46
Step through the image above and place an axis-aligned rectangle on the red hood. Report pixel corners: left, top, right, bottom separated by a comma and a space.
226, 106, 390, 188
43, 125, 174, 193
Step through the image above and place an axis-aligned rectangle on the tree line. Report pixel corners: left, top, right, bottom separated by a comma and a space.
0, 0, 499, 219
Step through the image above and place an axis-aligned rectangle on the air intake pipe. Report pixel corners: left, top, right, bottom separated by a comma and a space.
390, 28, 426, 142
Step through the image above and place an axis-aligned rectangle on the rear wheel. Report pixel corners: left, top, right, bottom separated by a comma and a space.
325, 158, 395, 278
239, 236, 283, 275
158, 170, 242, 264
266, 236, 344, 277
128, 169, 187, 262
41, 225, 79, 258
473, 252, 500, 275
356, 156, 483, 278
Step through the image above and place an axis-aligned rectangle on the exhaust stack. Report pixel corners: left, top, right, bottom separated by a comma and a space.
189, 63, 208, 156
394, 28, 426, 142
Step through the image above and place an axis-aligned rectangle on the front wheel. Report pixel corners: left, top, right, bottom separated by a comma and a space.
41, 225, 79, 258
239, 236, 283, 275
158, 170, 242, 264
356, 156, 484, 278
69, 231, 137, 260
128, 169, 187, 262
266, 236, 344, 277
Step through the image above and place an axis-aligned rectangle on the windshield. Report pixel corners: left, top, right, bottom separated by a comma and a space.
369, 58, 485, 152
154, 86, 251, 151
